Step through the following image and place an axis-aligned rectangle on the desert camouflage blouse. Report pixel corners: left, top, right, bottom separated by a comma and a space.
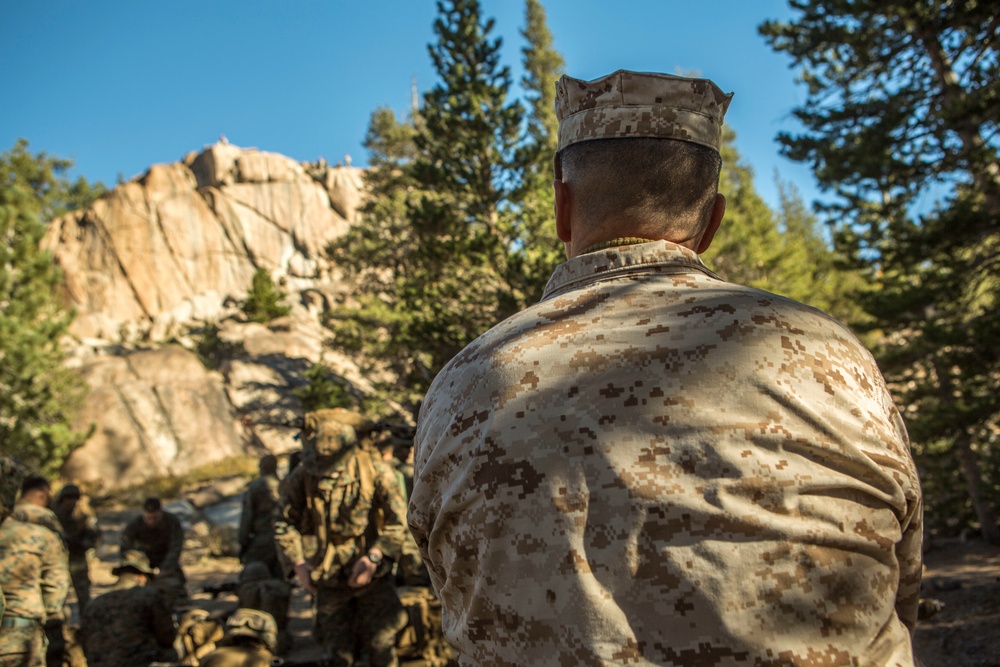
411, 240, 922, 667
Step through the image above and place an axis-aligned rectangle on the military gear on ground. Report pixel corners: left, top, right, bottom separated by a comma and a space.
224, 609, 278, 654
176, 608, 225, 665
394, 586, 455, 666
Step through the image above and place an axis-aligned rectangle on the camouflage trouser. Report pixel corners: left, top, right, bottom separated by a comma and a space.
314, 575, 407, 667
0, 623, 47, 667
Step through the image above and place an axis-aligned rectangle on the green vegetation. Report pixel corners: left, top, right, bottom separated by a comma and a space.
194, 323, 246, 369
326, 0, 565, 413
761, 0, 1000, 542
242, 267, 290, 323
294, 362, 354, 413
104, 455, 259, 507
0, 140, 104, 474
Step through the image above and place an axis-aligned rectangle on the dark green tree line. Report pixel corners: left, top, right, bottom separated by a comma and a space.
1, 140, 104, 474
761, 0, 1000, 542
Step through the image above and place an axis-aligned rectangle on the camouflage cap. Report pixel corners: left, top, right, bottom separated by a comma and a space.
113, 549, 158, 578
0, 457, 27, 523
224, 608, 277, 652
555, 69, 733, 153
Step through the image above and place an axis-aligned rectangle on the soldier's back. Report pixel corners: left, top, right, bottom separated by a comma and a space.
81, 584, 175, 667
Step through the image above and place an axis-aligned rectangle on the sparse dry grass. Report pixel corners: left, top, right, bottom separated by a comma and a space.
99, 455, 259, 507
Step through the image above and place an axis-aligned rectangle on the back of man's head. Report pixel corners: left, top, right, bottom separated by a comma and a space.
259, 454, 278, 476
20, 475, 51, 505
558, 138, 722, 241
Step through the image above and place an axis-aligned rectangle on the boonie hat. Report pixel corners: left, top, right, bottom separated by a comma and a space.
555, 69, 733, 153
113, 549, 158, 578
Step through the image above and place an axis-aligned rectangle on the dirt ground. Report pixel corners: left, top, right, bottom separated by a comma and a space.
82, 506, 1000, 666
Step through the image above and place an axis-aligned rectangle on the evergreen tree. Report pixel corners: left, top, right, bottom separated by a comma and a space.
761, 1, 1000, 542
242, 267, 290, 323
512, 0, 566, 304
0, 140, 100, 474
327, 0, 546, 411
703, 130, 866, 326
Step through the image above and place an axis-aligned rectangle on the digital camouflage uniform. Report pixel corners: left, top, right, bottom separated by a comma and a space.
238, 471, 282, 578
410, 71, 923, 667
120, 508, 187, 608
79, 555, 176, 667
51, 489, 100, 612
275, 409, 409, 667
0, 517, 71, 667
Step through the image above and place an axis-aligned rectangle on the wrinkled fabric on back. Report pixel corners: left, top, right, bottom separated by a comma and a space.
411, 240, 922, 667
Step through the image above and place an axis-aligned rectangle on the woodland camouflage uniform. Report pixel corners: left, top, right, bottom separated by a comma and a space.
275, 409, 408, 667
120, 504, 187, 608
79, 551, 176, 667
0, 514, 70, 667
411, 70, 923, 667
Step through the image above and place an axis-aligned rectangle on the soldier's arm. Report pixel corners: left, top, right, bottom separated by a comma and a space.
274, 469, 308, 566
372, 462, 407, 562
82, 509, 101, 550
162, 514, 185, 570
120, 516, 138, 555
40, 530, 71, 621
151, 591, 178, 647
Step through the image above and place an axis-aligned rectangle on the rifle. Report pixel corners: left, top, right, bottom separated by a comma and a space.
201, 580, 240, 599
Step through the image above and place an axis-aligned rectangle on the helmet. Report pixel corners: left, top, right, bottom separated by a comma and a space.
301, 409, 368, 472
224, 608, 277, 652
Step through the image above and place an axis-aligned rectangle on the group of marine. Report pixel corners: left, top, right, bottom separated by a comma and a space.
0, 408, 441, 667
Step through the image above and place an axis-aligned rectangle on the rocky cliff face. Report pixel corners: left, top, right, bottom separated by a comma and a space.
43, 143, 370, 490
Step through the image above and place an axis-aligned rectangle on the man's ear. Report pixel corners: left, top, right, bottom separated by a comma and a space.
554, 180, 572, 244
696, 193, 726, 254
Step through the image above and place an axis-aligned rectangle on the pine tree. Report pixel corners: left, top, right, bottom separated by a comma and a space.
242, 268, 290, 323
326, 0, 532, 411
511, 0, 566, 305
761, 1, 1000, 542
0, 140, 100, 473
703, 130, 867, 326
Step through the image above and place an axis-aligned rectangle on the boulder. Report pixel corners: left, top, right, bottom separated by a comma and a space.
62, 346, 250, 491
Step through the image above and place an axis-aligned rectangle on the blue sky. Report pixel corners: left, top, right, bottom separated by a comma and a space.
1, 0, 819, 211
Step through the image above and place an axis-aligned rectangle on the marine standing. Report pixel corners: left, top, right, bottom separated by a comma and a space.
50, 485, 100, 613
275, 409, 408, 667
0, 476, 70, 667
411, 69, 923, 665
237, 454, 282, 578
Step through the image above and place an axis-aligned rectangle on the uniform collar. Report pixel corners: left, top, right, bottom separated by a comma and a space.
542, 239, 721, 300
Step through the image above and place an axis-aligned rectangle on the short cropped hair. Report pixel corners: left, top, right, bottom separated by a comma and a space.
20, 475, 50, 496
143, 497, 162, 512
557, 138, 722, 238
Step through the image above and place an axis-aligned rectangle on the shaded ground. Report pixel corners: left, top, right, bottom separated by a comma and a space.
82, 505, 999, 666
912, 537, 1000, 667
